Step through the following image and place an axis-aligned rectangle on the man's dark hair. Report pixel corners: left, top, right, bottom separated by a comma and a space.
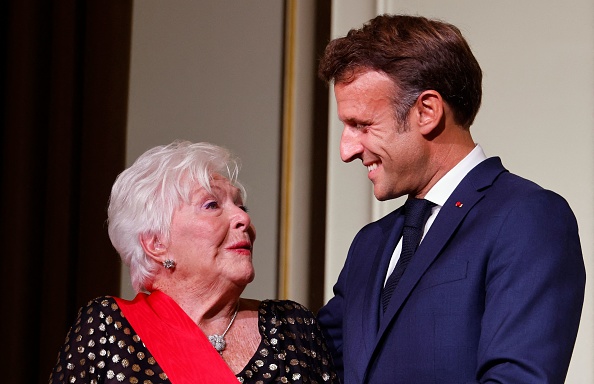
319, 14, 483, 128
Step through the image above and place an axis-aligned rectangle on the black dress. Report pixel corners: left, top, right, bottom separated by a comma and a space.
49, 297, 338, 383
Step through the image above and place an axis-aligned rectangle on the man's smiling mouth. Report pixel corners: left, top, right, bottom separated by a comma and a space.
367, 162, 379, 172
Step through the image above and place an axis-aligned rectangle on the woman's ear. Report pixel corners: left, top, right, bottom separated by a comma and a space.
139, 233, 167, 261
412, 90, 444, 136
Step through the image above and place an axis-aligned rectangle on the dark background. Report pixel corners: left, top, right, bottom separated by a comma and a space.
0, 1, 132, 382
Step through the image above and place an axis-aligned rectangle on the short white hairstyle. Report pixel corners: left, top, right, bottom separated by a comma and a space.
107, 141, 246, 292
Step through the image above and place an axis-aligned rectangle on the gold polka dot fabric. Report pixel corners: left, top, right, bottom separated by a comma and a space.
49, 298, 337, 383
49, 297, 170, 384
236, 300, 337, 383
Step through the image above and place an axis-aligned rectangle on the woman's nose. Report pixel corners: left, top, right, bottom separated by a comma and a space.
232, 205, 251, 229
232, 206, 256, 241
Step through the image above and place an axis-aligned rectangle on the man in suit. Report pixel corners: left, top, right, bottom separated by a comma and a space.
317, 14, 585, 383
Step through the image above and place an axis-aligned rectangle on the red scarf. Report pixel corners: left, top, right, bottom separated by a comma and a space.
115, 291, 239, 384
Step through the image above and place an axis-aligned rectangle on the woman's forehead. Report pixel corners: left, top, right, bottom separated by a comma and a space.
193, 175, 242, 199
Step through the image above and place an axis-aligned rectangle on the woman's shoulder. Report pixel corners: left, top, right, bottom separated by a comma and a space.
261, 298, 312, 312
74, 296, 125, 323
78, 295, 118, 311
259, 299, 317, 325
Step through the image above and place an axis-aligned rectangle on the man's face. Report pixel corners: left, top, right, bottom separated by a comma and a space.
335, 70, 430, 200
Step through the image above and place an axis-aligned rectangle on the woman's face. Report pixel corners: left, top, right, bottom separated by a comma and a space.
165, 174, 256, 290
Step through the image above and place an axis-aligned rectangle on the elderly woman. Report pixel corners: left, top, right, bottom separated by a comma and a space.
49, 141, 337, 384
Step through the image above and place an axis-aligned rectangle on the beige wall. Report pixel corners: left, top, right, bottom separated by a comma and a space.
324, 1, 594, 381
123, 0, 284, 300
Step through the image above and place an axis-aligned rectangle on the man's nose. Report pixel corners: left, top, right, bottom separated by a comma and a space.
340, 127, 363, 163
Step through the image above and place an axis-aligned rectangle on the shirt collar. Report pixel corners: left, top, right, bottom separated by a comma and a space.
424, 144, 487, 207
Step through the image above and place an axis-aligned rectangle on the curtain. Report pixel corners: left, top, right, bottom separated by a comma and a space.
0, 1, 132, 382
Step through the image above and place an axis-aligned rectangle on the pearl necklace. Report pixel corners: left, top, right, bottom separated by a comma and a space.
207, 302, 239, 354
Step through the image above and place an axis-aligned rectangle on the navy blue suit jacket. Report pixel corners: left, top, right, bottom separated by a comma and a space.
318, 157, 585, 383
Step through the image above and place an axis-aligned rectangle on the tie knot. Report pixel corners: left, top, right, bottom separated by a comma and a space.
403, 198, 435, 229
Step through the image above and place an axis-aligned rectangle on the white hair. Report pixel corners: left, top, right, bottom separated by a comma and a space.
107, 141, 246, 292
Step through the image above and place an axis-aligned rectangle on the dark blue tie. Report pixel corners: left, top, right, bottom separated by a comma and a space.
381, 198, 435, 312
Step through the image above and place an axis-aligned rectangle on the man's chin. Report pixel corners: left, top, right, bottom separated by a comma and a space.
373, 189, 391, 201
374, 194, 390, 202
373, 185, 401, 201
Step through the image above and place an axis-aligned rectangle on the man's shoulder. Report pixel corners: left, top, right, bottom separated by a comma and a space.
465, 157, 551, 196
465, 158, 574, 216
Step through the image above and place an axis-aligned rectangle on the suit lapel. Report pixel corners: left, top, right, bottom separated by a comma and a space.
363, 210, 405, 337
377, 189, 483, 335
367, 157, 508, 376
354, 209, 404, 373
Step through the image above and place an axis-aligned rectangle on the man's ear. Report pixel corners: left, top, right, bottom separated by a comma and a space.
139, 233, 167, 261
412, 90, 444, 136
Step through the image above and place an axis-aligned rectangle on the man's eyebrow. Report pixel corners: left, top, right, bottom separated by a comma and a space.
343, 117, 371, 126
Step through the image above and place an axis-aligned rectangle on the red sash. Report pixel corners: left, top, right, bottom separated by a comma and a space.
114, 291, 239, 384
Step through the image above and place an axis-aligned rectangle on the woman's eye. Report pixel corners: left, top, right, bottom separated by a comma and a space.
239, 205, 249, 213
204, 201, 219, 209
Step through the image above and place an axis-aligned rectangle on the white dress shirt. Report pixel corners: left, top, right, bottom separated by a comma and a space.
383, 144, 488, 286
